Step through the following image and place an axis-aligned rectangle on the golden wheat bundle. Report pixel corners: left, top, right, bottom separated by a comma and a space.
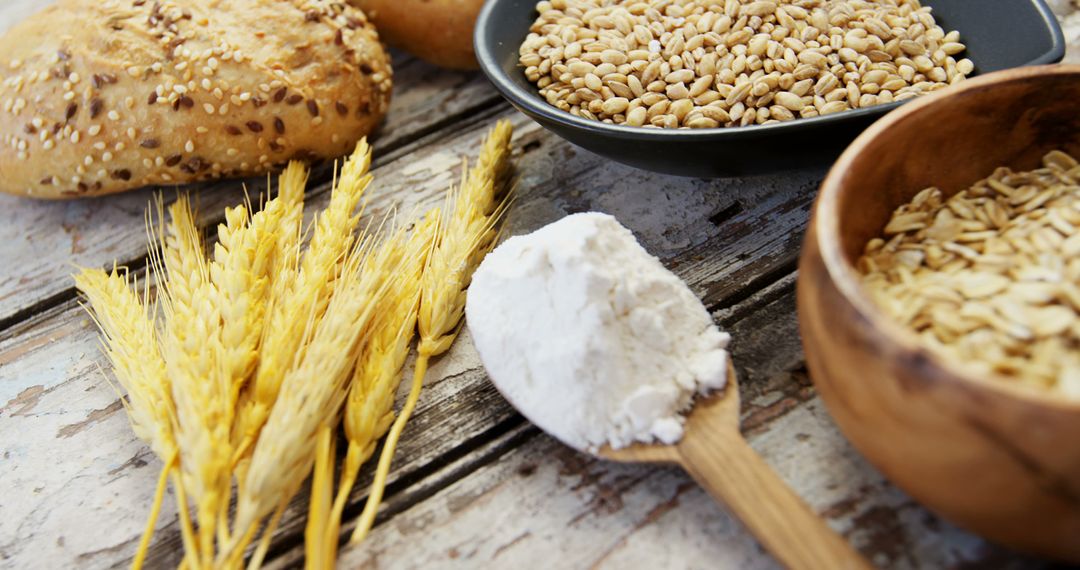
74, 123, 517, 569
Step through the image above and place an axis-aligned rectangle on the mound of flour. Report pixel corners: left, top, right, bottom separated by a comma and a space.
465, 212, 730, 451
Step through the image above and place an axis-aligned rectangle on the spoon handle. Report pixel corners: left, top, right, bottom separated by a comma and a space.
678, 429, 873, 570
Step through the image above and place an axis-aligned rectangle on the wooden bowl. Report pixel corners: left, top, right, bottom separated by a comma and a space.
798, 64, 1080, 562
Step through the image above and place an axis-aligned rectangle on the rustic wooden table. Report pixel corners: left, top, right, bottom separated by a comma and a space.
1, 2, 1077, 569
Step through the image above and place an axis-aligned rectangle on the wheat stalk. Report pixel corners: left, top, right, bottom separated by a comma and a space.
303, 210, 440, 568
351, 120, 515, 544
73, 266, 182, 570
232, 142, 371, 470
228, 238, 390, 567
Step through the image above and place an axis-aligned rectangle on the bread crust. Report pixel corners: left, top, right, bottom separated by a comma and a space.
0, 0, 392, 199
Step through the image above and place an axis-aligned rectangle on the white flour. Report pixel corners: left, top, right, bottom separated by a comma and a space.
465, 212, 730, 451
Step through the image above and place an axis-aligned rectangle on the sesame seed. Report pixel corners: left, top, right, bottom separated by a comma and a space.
166, 154, 182, 166
230, 95, 242, 106
76, 165, 86, 175
154, 156, 164, 167
31, 117, 42, 129
127, 128, 136, 139
225, 125, 242, 135
90, 99, 103, 118
115, 142, 125, 151
143, 158, 153, 168
213, 88, 224, 100
175, 61, 188, 71
312, 116, 323, 126
161, 173, 173, 181
196, 126, 209, 134
185, 140, 194, 153
63, 91, 75, 101
173, 84, 187, 94
68, 72, 80, 84
84, 156, 93, 166
71, 176, 80, 184
218, 103, 229, 114
203, 103, 215, 114
227, 148, 238, 156
141, 138, 160, 149
97, 169, 107, 178
332, 134, 340, 143
70, 131, 80, 143
43, 139, 54, 150
125, 97, 135, 109
239, 92, 251, 102
127, 66, 142, 77
88, 125, 102, 136
108, 110, 120, 121
151, 62, 163, 73
274, 117, 285, 134
246, 121, 263, 132
93, 141, 105, 150
201, 67, 213, 76
16, 151, 26, 160
102, 151, 113, 162
286, 94, 302, 105
259, 83, 271, 93
208, 57, 219, 70
335, 102, 348, 116
9, 59, 20, 69
65, 103, 78, 120
202, 78, 212, 90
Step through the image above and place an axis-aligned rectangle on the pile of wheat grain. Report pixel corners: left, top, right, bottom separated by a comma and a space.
520, 0, 972, 128
74, 121, 515, 569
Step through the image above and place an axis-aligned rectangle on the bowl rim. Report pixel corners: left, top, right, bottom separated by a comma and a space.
473, 0, 1066, 140
814, 63, 1080, 412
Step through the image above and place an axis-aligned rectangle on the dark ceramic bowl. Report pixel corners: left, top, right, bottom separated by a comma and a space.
474, 0, 1066, 177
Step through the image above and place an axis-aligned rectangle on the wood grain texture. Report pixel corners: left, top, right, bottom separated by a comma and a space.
2, 2, 1077, 568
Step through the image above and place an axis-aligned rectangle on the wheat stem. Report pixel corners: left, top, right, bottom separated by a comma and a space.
131, 452, 175, 570
350, 353, 429, 543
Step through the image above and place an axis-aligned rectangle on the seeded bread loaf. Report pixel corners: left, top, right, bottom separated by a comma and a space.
0, 0, 392, 199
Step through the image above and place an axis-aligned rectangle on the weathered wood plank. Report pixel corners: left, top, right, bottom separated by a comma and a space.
0, 111, 830, 568
334, 283, 1050, 570
0, 44, 497, 327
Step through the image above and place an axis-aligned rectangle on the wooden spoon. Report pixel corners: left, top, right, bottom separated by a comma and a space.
600, 365, 873, 570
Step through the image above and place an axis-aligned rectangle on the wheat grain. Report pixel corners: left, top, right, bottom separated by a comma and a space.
520, 0, 972, 128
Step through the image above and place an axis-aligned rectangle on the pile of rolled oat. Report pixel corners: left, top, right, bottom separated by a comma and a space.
859, 151, 1080, 396
519, 0, 972, 128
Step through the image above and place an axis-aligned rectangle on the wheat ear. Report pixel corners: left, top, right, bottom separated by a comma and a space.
351, 121, 515, 544
73, 266, 178, 569
304, 211, 440, 567
227, 238, 390, 567
232, 143, 371, 468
